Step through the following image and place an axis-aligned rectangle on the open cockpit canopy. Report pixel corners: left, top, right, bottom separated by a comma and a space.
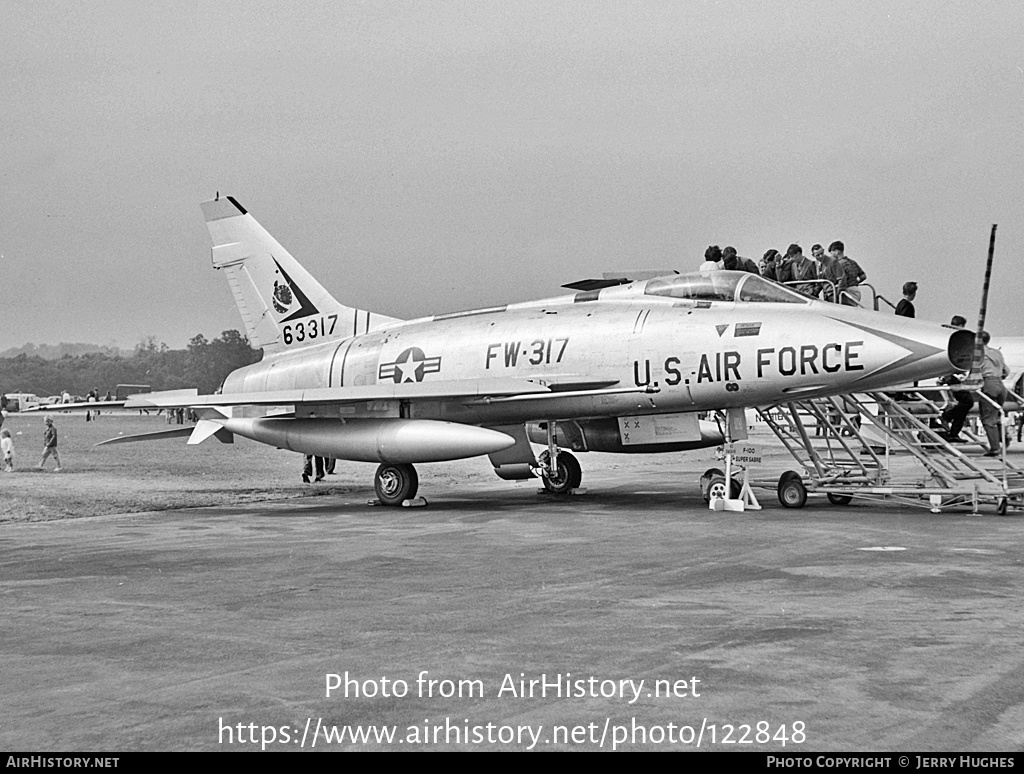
644, 271, 809, 304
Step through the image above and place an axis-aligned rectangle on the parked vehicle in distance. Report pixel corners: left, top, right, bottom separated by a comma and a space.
3, 393, 41, 412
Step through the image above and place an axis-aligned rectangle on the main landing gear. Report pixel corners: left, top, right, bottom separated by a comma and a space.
537, 420, 583, 495
374, 462, 419, 506
371, 417, 587, 504
538, 450, 583, 494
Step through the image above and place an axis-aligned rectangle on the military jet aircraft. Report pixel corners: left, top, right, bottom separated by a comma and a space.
117, 195, 974, 505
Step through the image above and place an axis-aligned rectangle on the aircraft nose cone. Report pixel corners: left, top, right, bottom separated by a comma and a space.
827, 314, 980, 389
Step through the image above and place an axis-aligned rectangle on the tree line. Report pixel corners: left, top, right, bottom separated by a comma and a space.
1, 330, 262, 398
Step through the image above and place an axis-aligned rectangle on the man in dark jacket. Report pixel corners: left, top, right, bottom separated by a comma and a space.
895, 282, 917, 317
38, 417, 62, 472
722, 246, 761, 275
939, 315, 973, 442
830, 240, 867, 306
785, 244, 818, 297
759, 249, 782, 281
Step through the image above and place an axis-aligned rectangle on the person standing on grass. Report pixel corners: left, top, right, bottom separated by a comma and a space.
1, 428, 13, 471
302, 455, 325, 483
38, 417, 62, 472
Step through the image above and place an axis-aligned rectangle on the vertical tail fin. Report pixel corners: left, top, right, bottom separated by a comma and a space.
200, 195, 402, 353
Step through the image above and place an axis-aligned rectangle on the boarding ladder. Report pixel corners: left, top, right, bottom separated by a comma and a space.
757, 397, 887, 487
753, 390, 1024, 513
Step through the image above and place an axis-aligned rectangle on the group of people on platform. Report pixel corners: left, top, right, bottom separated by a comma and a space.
699, 240, 1016, 457
699, 241, 867, 305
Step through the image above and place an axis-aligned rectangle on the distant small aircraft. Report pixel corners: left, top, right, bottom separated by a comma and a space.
106, 195, 972, 504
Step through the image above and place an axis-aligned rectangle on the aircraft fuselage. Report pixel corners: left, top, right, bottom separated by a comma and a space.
221, 279, 973, 427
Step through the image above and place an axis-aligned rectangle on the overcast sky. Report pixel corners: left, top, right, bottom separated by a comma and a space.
2, 0, 1022, 352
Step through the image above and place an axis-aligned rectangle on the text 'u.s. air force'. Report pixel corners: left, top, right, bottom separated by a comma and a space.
635, 340, 865, 387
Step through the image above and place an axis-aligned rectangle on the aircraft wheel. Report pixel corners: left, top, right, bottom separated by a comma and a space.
827, 493, 853, 506
997, 497, 1009, 516
778, 474, 808, 508
708, 475, 740, 500
700, 467, 725, 501
539, 451, 582, 494
374, 463, 419, 506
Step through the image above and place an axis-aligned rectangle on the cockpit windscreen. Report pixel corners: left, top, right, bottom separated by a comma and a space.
644, 271, 808, 304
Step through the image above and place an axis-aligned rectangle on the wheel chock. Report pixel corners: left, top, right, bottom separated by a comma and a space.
709, 497, 745, 512
369, 497, 428, 507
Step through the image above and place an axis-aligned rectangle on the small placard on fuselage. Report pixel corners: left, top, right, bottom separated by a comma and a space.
617, 412, 701, 445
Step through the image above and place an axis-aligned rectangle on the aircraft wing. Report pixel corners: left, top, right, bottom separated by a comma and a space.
124, 378, 553, 409
22, 400, 128, 412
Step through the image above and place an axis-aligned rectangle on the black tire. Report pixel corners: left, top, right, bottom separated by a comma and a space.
374, 463, 419, 506
827, 493, 853, 506
700, 470, 724, 501
539, 451, 582, 494
778, 475, 808, 508
997, 497, 1008, 516
700, 467, 725, 502
708, 475, 740, 500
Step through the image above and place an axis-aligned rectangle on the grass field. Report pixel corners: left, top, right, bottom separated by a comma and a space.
0, 411, 403, 521
0, 410, 727, 522
3, 408, 1016, 523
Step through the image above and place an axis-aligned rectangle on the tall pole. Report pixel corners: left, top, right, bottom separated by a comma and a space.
965, 224, 997, 388
977, 224, 997, 333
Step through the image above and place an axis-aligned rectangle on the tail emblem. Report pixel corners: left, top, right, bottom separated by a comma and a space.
272, 281, 293, 313
379, 347, 442, 383
271, 257, 320, 322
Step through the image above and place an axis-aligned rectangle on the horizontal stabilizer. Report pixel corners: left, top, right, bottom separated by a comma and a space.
95, 427, 195, 446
